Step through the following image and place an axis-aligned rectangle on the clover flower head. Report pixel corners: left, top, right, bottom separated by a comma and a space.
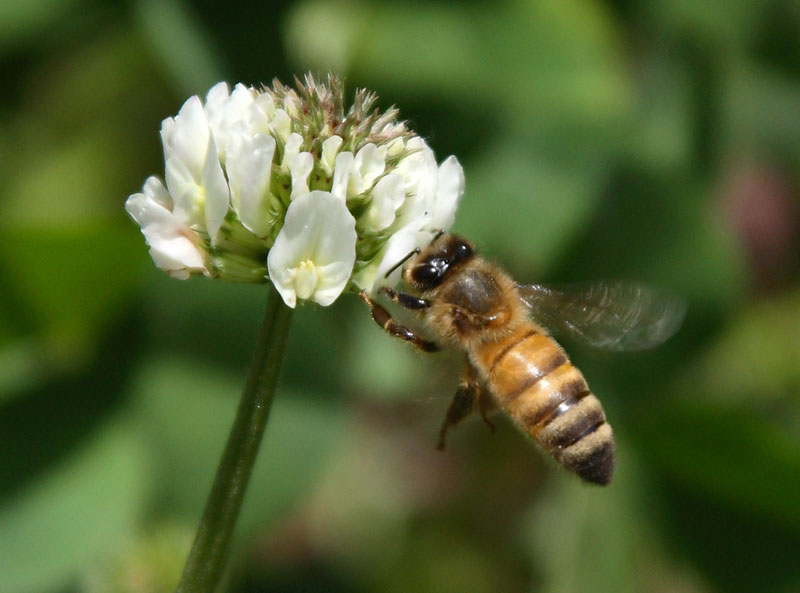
126, 74, 465, 307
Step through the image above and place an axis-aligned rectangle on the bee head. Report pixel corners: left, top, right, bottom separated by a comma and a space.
404, 234, 474, 290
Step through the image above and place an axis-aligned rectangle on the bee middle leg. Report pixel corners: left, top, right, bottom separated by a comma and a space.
359, 291, 439, 353
437, 362, 495, 450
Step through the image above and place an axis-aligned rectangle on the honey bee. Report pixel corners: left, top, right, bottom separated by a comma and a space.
360, 233, 685, 485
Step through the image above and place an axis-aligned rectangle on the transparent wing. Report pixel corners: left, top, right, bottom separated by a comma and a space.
518, 281, 687, 351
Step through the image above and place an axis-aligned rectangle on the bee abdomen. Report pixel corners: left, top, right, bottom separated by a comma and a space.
554, 422, 615, 485
516, 375, 615, 485
538, 393, 615, 485
480, 333, 616, 485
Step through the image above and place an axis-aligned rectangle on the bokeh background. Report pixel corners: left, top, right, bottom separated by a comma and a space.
2, 0, 800, 592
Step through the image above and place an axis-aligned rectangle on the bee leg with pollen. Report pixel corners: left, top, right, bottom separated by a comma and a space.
437, 361, 494, 450
359, 291, 439, 352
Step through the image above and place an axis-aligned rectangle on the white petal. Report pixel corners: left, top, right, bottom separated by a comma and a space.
159, 116, 176, 157
283, 93, 300, 117
321, 135, 343, 175
126, 190, 161, 226
207, 83, 256, 161
429, 156, 465, 230
203, 82, 231, 129
268, 263, 298, 308
330, 151, 354, 199
271, 109, 292, 141
165, 269, 191, 280
363, 173, 404, 230
311, 261, 353, 305
289, 152, 314, 200
352, 143, 385, 193
294, 260, 319, 301
164, 157, 203, 225
281, 133, 303, 173
353, 226, 433, 294
160, 95, 209, 176
393, 138, 439, 228
252, 92, 276, 124
311, 196, 358, 267
229, 83, 255, 108
141, 176, 173, 210
125, 191, 207, 276
247, 101, 271, 135
205, 82, 230, 107
227, 132, 276, 236
203, 134, 231, 241
148, 235, 206, 275
267, 191, 357, 307
385, 136, 405, 157
375, 226, 433, 287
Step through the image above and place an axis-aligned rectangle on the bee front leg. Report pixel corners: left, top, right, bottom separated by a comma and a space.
359, 291, 439, 353
378, 286, 432, 310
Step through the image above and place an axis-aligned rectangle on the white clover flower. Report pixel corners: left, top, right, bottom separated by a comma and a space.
267, 191, 356, 307
125, 74, 465, 307
225, 126, 276, 237
125, 177, 208, 279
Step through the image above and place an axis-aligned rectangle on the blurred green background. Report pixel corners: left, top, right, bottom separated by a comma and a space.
2, 0, 800, 592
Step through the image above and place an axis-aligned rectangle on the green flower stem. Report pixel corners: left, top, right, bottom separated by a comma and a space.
176, 283, 292, 593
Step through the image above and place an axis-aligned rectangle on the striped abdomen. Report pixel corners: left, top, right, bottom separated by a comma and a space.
474, 325, 615, 485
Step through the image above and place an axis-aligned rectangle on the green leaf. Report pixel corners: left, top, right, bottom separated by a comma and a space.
0, 0, 83, 53
0, 424, 149, 593
133, 0, 226, 96
0, 225, 143, 376
678, 288, 800, 404
129, 357, 344, 531
725, 60, 800, 165
285, 0, 631, 132
636, 401, 800, 531
456, 138, 603, 276
623, 51, 694, 171
525, 461, 651, 593
646, 0, 766, 48
0, 29, 178, 393
558, 178, 746, 306
346, 306, 454, 401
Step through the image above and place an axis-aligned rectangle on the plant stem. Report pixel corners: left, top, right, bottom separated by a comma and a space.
176, 284, 292, 593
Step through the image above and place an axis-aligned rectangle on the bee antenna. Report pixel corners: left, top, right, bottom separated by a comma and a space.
384, 247, 420, 279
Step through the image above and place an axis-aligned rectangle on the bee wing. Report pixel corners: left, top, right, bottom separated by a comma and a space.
517, 281, 687, 351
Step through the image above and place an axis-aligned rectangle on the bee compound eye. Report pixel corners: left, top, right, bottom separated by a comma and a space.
414, 263, 442, 285
454, 242, 472, 260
